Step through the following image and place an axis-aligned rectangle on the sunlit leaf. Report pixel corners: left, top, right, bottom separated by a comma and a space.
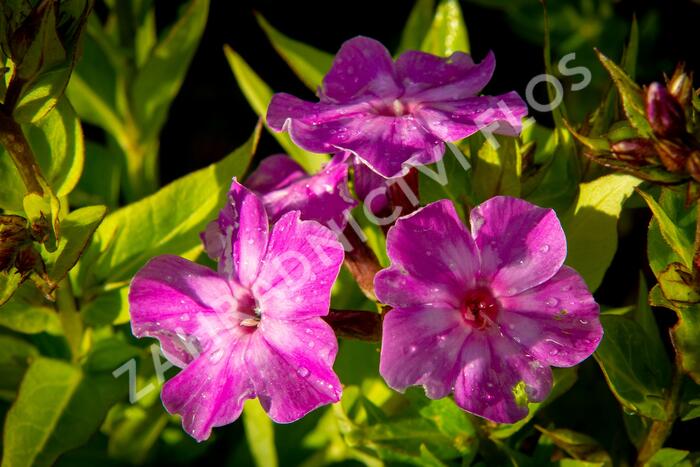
255, 13, 333, 91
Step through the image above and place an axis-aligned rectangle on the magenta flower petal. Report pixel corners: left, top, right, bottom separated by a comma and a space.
201, 180, 269, 287
395, 50, 495, 100
470, 196, 566, 297
498, 266, 603, 367
375, 197, 601, 423
246, 154, 356, 228
246, 317, 341, 423
129, 255, 239, 367
453, 331, 552, 423
352, 156, 390, 214
378, 200, 479, 304
245, 154, 307, 193
161, 337, 254, 441
319, 36, 401, 103
267, 36, 528, 178
130, 185, 345, 440
380, 304, 468, 399
417, 91, 528, 141
253, 211, 344, 320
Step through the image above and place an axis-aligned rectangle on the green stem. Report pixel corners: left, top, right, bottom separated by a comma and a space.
0, 109, 44, 196
635, 356, 683, 466
56, 278, 84, 363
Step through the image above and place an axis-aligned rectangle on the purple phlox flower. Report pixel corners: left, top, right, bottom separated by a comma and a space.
267, 36, 528, 179
375, 197, 603, 423
244, 153, 357, 230
352, 153, 391, 216
129, 180, 345, 441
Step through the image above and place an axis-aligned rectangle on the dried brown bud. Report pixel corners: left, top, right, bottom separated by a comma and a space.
0, 215, 30, 272
14, 244, 45, 277
668, 64, 694, 108
655, 139, 690, 173
686, 150, 700, 183
611, 138, 658, 165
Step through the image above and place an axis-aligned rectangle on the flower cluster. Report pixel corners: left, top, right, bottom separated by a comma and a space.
129, 36, 602, 441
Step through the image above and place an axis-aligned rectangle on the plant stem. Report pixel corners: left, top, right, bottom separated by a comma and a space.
56, 278, 84, 363
635, 356, 684, 466
0, 109, 44, 196
342, 225, 382, 301
324, 309, 382, 342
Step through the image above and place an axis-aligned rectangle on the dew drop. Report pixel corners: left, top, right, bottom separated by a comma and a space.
297, 367, 310, 377
539, 244, 550, 253
308, 341, 315, 349
545, 297, 559, 307
408, 345, 417, 353
579, 319, 589, 325
179, 314, 190, 322
209, 349, 224, 363
305, 328, 313, 335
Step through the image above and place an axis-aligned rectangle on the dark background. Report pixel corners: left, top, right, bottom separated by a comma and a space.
157, 0, 700, 184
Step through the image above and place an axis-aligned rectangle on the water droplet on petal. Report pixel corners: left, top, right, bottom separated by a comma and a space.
179, 314, 190, 322
297, 367, 310, 377
545, 297, 559, 307
209, 349, 224, 363
539, 244, 550, 253
408, 345, 417, 353
305, 328, 313, 335
579, 319, 589, 325
308, 341, 315, 349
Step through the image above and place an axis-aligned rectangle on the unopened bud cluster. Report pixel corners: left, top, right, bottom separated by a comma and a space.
612, 65, 700, 182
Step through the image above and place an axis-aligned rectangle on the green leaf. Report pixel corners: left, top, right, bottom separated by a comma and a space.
0, 335, 38, 401
45, 205, 106, 282
595, 49, 653, 137
621, 16, 639, 80
0, 97, 84, 212
671, 304, 700, 385
243, 399, 278, 467
645, 448, 692, 467
131, 0, 210, 142
66, 16, 124, 140
70, 142, 121, 209
78, 125, 260, 287
2, 357, 126, 467
0, 283, 61, 334
535, 426, 612, 465
84, 337, 141, 373
472, 137, 520, 202
0, 271, 23, 306
420, 0, 469, 56
638, 189, 695, 270
80, 286, 130, 327
561, 173, 641, 291
397, 0, 436, 55
594, 315, 671, 420
223, 45, 326, 173
106, 403, 169, 464
657, 263, 700, 305
680, 379, 700, 421
255, 13, 333, 91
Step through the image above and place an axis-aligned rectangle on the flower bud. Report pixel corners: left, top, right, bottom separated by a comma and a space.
686, 150, 700, 183
0, 215, 29, 272
668, 64, 694, 108
655, 138, 690, 173
611, 138, 657, 165
646, 82, 687, 138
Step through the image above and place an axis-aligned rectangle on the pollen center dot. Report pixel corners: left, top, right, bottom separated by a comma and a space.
460, 287, 499, 329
